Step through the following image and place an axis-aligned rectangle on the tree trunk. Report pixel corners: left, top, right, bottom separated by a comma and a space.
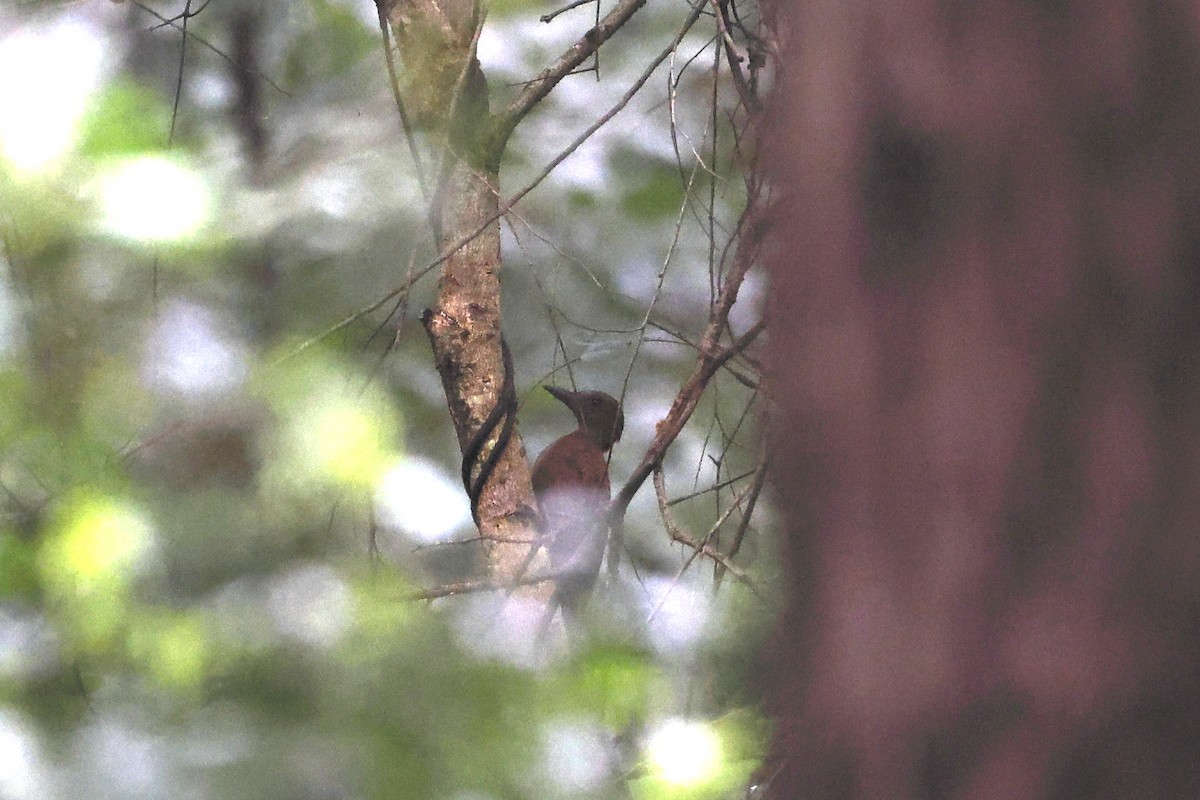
762, 2, 1200, 797
384, 0, 539, 583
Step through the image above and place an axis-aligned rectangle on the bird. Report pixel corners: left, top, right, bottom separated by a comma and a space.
531, 385, 624, 633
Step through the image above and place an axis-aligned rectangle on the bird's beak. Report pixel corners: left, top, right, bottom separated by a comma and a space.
543, 385, 577, 408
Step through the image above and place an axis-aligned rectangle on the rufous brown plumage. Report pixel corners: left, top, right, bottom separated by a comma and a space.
531, 385, 624, 626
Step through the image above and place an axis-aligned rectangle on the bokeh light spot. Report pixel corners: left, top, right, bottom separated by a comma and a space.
127, 613, 210, 690
96, 156, 210, 242
268, 564, 352, 648
646, 719, 723, 787
539, 718, 611, 794
40, 496, 153, 596
145, 302, 249, 398
155, 618, 206, 689
37, 495, 155, 648
0, 710, 43, 800
0, 20, 106, 175
258, 353, 403, 496
299, 402, 391, 488
375, 457, 471, 543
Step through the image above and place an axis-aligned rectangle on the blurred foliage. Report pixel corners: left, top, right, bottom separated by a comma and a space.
78, 80, 173, 159
283, 0, 376, 89
0, 0, 773, 798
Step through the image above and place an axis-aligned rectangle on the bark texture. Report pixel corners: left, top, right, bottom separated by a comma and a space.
762, 2, 1200, 797
385, 0, 538, 583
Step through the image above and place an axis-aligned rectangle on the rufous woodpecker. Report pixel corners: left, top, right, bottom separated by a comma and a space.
531, 385, 624, 628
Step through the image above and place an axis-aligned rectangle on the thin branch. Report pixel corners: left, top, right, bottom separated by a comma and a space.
611, 317, 763, 522
650, 467, 767, 610
647, 320, 759, 388
411, 572, 553, 600
495, 0, 651, 145
270, 260, 439, 365
365, 245, 421, 353
709, 0, 761, 114
503, 205, 604, 289
411, 561, 594, 600
667, 467, 758, 506
608, 168, 768, 522
540, 0, 595, 24
491, 3, 704, 217
128, 0, 291, 96
288, 4, 707, 359
412, 534, 537, 551
433, 10, 489, 193
615, 124, 708, 415
667, 38, 723, 188
147, 0, 213, 30
715, 449, 767, 588
707, 34, 722, 307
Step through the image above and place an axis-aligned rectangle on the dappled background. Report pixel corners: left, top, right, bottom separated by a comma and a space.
0, 1, 772, 798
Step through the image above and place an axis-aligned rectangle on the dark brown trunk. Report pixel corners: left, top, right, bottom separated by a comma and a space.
761, 3, 1200, 797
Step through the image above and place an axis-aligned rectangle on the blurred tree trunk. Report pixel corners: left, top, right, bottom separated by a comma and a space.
761, 2, 1200, 797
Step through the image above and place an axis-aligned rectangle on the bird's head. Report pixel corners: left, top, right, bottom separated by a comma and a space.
544, 385, 625, 451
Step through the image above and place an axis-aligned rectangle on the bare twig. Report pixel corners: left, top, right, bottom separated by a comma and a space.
615, 125, 709, 416
495, 0, 661, 145
433, 10, 489, 194
147, 0, 213, 29
540, 0, 595, 24
715, 449, 767, 588
649, 466, 767, 612
411, 572, 553, 600
411, 562, 594, 600
412, 534, 536, 551
128, 0, 290, 96
647, 320, 759, 388
708, 0, 761, 114
270, 260, 439, 365
609, 162, 767, 523
610, 317, 764, 521
281, 6, 708, 359
666, 467, 758, 506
